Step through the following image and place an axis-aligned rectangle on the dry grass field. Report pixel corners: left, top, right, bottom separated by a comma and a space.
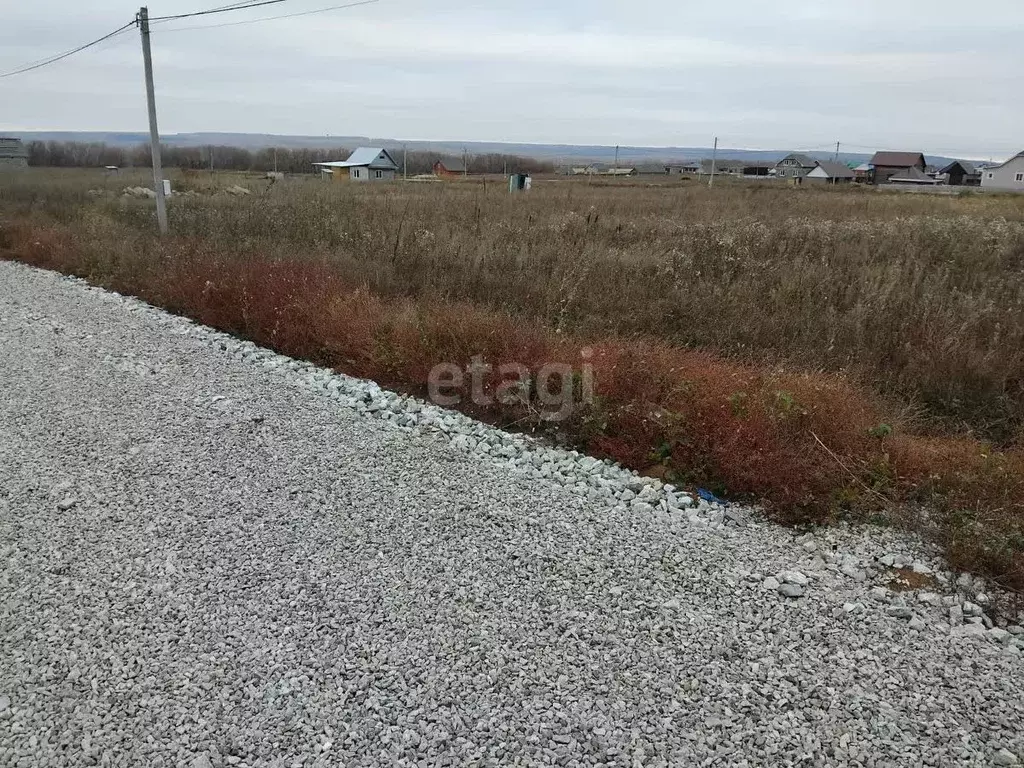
3, 167, 1024, 590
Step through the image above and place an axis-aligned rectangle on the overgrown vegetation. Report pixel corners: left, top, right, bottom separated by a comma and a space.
2, 168, 1023, 590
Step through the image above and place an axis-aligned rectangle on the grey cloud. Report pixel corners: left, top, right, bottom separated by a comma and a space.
1, 0, 1022, 157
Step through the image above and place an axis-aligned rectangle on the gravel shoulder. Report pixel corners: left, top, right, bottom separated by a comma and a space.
1, 260, 1022, 768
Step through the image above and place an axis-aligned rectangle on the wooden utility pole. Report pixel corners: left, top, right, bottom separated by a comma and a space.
138, 6, 167, 234
403, 144, 408, 180
709, 136, 718, 187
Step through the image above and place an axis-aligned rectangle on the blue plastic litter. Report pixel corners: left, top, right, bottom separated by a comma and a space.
696, 488, 726, 505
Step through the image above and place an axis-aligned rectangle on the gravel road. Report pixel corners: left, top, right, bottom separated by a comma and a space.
1, 260, 1022, 768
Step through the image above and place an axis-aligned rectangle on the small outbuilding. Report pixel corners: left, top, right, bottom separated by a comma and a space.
805, 161, 855, 184
313, 147, 399, 182
0, 137, 28, 169
852, 163, 872, 183
666, 161, 701, 175
939, 160, 980, 186
886, 167, 940, 186
635, 164, 670, 176
508, 173, 532, 193
700, 159, 745, 176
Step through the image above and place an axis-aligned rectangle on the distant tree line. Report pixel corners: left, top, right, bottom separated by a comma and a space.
25, 141, 554, 176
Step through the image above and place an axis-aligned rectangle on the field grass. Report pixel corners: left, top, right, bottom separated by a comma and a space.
2, 168, 1024, 591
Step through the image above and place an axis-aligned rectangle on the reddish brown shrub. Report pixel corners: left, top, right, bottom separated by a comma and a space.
2, 218, 1022, 592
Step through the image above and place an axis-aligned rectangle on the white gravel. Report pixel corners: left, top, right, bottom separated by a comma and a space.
1, 259, 1022, 767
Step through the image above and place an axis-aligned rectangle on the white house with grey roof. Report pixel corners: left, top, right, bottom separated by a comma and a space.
313, 147, 399, 182
980, 151, 1024, 192
805, 161, 855, 184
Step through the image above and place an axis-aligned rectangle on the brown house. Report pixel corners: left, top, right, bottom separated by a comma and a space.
869, 151, 926, 185
433, 157, 466, 178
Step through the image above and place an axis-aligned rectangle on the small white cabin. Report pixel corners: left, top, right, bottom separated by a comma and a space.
313, 147, 399, 182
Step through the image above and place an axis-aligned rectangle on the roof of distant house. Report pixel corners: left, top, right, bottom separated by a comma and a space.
635, 163, 669, 174
939, 159, 978, 176
701, 159, 745, 171
869, 151, 926, 168
979, 150, 1024, 171
812, 161, 855, 178
313, 147, 398, 170
435, 157, 466, 172
779, 153, 818, 167
887, 166, 937, 183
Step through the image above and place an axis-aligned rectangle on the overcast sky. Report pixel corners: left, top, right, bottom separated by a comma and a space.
1, 0, 1022, 158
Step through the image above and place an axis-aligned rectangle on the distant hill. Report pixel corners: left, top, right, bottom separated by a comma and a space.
10, 131, 960, 168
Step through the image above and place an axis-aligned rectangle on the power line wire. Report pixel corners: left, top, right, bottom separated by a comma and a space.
206, 0, 286, 11
153, 0, 378, 32
149, 0, 288, 23
0, 20, 136, 79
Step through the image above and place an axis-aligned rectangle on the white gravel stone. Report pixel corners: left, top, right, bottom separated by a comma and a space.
963, 601, 984, 616
869, 586, 890, 601
994, 748, 1021, 766
950, 623, 988, 639
777, 583, 805, 598
989, 628, 1012, 643
2, 260, 1023, 767
887, 606, 914, 620
840, 563, 868, 581
779, 570, 809, 586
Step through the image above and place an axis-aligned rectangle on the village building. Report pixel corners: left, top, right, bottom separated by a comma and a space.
313, 147, 399, 182
939, 160, 981, 187
852, 163, 872, 183
979, 151, 1024, 192
868, 151, 927, 185
886, 167, 940, 186
804, 161, 855, 184
433, 157, 466, 178
774, 153, 818, 179
666, 161, 701, 175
